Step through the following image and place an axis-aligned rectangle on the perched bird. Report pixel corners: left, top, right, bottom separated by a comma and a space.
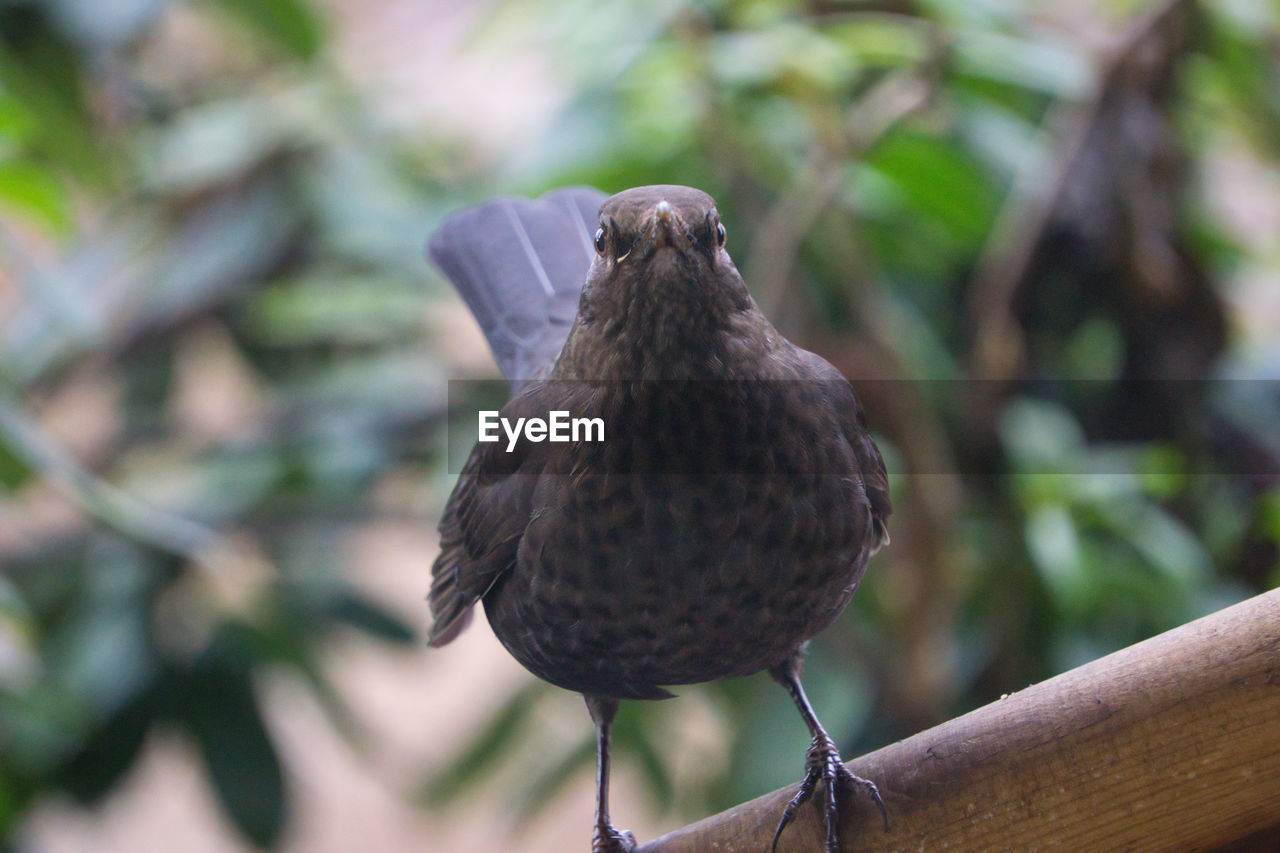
427, 185, 891, 852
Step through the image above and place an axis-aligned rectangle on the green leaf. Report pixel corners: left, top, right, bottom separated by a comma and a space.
140, 98, 288, 192
709, 23, 858, 90
328, 594, 417, 645
270, 635, 368, 750
612, 704, 674, 811
420, 682, 545, 807
0, 159, 68, 230
247, 276, 431, 347
825, 14, 930, 67
180, 648, 286, 848
998, 398, 1087, 475
0, 765, 23, 834
1260, 489, 1280, 546
0, 91, 35, 143
212, 0, 324, 61
0, 434, 33, 491
514, 734, 594, 824
952, 28, 1092, 99
0, 15, 105, 182
1099, 502, 1212, 586
1026, 505, 1086, 609
61, 689, 156, 805
866, 131, 1001, 249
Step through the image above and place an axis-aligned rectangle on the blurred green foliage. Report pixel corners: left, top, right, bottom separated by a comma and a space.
2, 0, 1279, 847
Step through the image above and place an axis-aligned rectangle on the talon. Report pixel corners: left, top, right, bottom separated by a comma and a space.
592, 825, 636, 853
770, 762, 821, 852
836, 764, 888, 833
772, 733, 887, 853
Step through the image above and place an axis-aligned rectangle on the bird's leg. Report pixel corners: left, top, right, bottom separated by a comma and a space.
585, 694, 637, 853
769, 654, 887, 853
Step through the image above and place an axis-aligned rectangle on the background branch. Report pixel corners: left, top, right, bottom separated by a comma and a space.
0, 396, 226, 565
749, 42, 943, 320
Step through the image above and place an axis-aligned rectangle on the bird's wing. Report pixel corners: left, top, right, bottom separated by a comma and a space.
427, 380, 594, 646
427, 451, 526, 647
795, 348, 892, 552
427, 187, 607, 390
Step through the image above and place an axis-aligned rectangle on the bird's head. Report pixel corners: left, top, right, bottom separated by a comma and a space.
592, 185, 726, 273
576, 185, 752, 330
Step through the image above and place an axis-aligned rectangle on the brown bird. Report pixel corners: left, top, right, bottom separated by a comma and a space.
427, 185, 890, 852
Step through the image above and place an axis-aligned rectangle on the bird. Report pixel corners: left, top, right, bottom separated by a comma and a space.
426, 184, 891, 852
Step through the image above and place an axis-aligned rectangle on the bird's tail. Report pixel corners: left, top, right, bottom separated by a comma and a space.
426, 187, 607, 389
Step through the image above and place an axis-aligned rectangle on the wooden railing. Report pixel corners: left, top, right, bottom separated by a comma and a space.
640, 589, 1280, 852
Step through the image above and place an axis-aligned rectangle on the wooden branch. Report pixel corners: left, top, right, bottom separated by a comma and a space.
639, 588, 1280, 852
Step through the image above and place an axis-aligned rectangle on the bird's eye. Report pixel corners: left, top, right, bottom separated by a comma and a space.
715, 222, 726, 248
594, 227, 607, 256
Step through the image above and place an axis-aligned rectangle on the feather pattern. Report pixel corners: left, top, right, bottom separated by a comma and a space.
501, 200, 557, 297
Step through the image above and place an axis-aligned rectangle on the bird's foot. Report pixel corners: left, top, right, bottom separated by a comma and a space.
592, 823, 636, 853
770, 732, 887, 853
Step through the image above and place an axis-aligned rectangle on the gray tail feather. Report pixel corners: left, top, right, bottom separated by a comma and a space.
427, 187, 607, 389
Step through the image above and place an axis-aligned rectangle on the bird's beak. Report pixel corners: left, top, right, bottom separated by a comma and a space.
650, 200, 688, 249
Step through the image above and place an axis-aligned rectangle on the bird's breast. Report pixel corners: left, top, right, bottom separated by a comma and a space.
482, 379, 874, 696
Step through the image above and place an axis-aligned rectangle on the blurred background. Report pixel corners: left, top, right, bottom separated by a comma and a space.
2, 0, 1278, 850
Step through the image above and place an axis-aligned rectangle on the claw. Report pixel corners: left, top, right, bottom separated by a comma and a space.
771, 733, 887, 853
592, 825, 637, 853
770, 756, 821, 852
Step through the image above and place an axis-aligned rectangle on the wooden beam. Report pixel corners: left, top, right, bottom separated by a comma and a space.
639, 588, 1280, 852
